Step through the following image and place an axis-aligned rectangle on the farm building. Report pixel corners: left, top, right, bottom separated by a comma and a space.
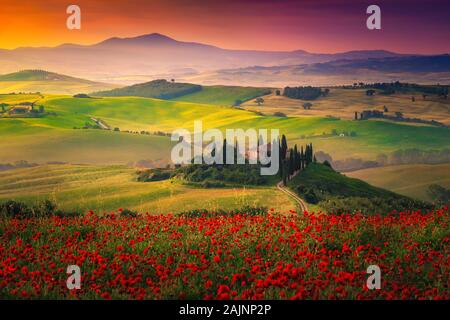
8, 105, 32, 115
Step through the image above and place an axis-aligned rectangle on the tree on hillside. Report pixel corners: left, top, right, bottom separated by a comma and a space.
255, 97, 265, 106
222, 139, 227, 164
395, 111, 403, 118
303, 102, 312, 110
280, 135, 288, 161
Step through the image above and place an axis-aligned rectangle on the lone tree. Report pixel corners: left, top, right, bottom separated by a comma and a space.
255, 97, 264, 106
275, 89, 281, 96
395, 111, 403, 118
302, 102, 312, 110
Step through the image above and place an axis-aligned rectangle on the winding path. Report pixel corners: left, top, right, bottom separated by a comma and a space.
90, 117, 110, 130
277, 180, 309, 212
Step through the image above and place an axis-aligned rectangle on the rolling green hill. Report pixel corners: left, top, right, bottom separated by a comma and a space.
92, 79, 270, 106
288, 163, 430, 213
1, 93, 449, 166
0, 92, 448, 214
0, 70, 118, 94
92, 79, 202, 99
172, 85, 270, 106
346, 164, 450, 201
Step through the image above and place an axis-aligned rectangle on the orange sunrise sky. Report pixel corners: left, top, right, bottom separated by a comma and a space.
1, 0, 449, 53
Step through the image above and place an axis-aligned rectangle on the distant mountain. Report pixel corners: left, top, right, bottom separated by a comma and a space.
304, 54, 450, 74
0, 70, 118, 94
183, 55, 450, 87
0, 33, 406, 84
92, 79, 202, 99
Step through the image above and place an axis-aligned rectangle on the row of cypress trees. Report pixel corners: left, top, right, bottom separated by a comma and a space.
279, 134, 315, 185
195, 135, 315, 186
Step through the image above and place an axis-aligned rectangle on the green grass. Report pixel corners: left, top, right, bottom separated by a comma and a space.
1, 93, 449, 165
289, 163, 397, 199
287, 163, 427, 213
0, 164, 295, 213
173, 85, 270, 106
346, 164, 450, 201
0, 92, 447, 213
92, 79, 201, 99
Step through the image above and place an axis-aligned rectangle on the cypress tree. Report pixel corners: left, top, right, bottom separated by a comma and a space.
223, 138, 227, 164
278, 137, 283, 178
281, 135, 288, 160
293, 145, 298, 172
300, 146, 304, 170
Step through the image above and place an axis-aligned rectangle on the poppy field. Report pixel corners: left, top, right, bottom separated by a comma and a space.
0, 207, 449, 300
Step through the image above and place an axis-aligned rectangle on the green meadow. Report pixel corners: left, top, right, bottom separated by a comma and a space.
0, 164, 295, 213
1, 92, 449, 212
347, 164, 450, 201
172, 85, 269, 106
2, 93, 448, 164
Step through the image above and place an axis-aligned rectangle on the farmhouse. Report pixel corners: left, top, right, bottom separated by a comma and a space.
8, 105, 32, 115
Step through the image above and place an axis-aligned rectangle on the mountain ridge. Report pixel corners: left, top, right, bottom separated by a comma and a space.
0, 33, 445, 86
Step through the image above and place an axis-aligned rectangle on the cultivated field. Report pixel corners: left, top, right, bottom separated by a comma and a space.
346, 163, 450, 201
243, 89, 450, 125
1, 93, 448, 166
0, 164, 295, 213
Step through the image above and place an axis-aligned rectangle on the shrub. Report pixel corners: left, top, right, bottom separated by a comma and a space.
119, 208, 139, 218
34, 199, 57, 217
73, 93, 91, 98
137, 168, 173, 182
0, 200, 32, 218
0, 200, 75, 218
